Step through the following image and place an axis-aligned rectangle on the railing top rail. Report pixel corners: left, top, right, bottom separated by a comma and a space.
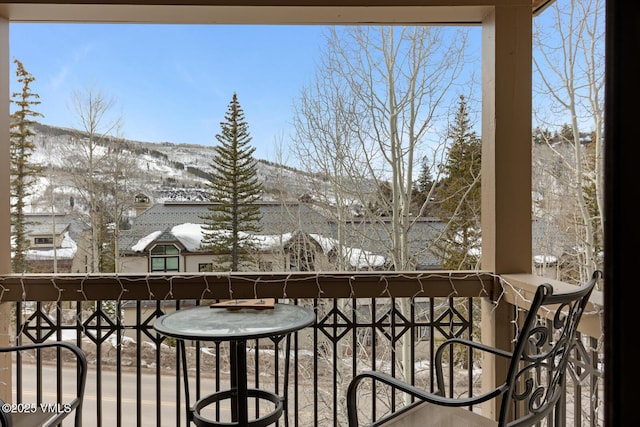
0, 270, 603, 338
500, 273, 604, 339
0, 271, 494, 301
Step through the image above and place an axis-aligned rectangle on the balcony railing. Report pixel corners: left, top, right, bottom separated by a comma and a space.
0, 271, 603, 426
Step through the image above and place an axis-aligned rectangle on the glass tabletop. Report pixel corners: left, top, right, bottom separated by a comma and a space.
153, 303, 316, 341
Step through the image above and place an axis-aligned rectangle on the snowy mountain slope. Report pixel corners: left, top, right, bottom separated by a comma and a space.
24, 123, 331, 213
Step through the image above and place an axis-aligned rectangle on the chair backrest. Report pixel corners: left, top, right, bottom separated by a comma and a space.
0, 398, 8, 427
500, 270, 601, 427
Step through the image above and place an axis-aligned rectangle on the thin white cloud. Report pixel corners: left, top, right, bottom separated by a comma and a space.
49, 65, 70, 91
174, 62, 196, 87
73, 43, 96, 62
49, 43, 96, 91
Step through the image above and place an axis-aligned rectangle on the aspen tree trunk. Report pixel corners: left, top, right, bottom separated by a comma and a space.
293, 25, 470, 416
66, 87, 121, 273
533, 0, 605, 283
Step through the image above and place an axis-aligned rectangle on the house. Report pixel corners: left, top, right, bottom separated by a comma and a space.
118, 201, 394, 272
117, 201, 453, 273
12, 213, 79, 273
119, 200, 568, 275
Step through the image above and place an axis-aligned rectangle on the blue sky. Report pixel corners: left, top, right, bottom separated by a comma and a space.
10, 24, 327, 161
8, 3, 602, 173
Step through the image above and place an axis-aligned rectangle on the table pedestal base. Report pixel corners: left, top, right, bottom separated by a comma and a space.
191, 388, 284, 427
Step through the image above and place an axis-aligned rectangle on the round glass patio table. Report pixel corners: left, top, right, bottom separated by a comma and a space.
153, 303, 316, 427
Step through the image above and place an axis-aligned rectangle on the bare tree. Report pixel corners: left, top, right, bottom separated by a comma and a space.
292, 46, 371, 272
294, 26, 469, 270
533, 0, 605, 283
104, 130, 140, 273
292, 25, 470, 421
64, 87, 123, 272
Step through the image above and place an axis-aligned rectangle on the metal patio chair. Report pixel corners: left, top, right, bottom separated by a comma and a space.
347, 270, 602, 427
0, 341, 87, 427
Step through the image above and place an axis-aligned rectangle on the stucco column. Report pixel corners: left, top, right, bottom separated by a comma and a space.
481, 4, 532, 274
0, 15, 11, 402
481, 3, 532, 421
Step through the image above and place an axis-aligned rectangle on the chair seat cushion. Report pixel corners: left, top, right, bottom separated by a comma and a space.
10, 409, 56, 427
382, 401, 498, 427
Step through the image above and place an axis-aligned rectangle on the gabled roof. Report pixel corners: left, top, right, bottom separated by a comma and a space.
128, 201, 332, 233
121, 201, 570, 271
119, 201, 335, 252
143, 228, 188, 252
119, 201, 447, 269
22, 214, 71, 236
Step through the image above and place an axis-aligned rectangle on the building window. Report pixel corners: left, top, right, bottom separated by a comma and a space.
290, 245, 315, 271
259, 261, 273, 272
150, 244, 180, 272
34, 237, 54, 245
198, 263, 214, 272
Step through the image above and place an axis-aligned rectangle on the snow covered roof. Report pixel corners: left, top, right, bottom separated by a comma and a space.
118, 201, 568, 271
125, 201, 333, 234
308, 233, 386, 268
24, 232, 78, 260
129, 223, 387, 269
131, 230, 162, 251
22, 213, 71, 236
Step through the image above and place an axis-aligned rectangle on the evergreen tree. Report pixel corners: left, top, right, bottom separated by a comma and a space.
415, 155, 435, 194
430, 95, 481, 269
10, 59, 43, 273
200, 93, 263, 271
557, 123, 574, 143
411, 155, 436, 215
532, 126, 552, 145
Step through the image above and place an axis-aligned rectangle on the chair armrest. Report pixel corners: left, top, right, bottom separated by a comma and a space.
0, 341, 87, 379
347, 370, 507, 426
435, 338, 513, 360
0, 341, 86, 361
0, 341, 87, 426
434, 338, 512, 395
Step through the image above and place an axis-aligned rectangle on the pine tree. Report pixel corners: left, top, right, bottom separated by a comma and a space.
430, 95, 481, 270
200, 93, 263, 271
411, 155, 436, 215
532, 126, 552, 145
10, 59, 43, 273
415, 156, 434, 194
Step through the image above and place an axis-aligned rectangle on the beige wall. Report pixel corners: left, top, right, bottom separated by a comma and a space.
70, 230, 92, 273
29, 232, 65, 248
183, 253, 217, 272
0, 2, 494, 25
0, 15, 10, 401
118, 255, 149, 273
118, 249, 336, 274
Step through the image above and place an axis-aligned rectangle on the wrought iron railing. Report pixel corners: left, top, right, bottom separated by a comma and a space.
0, 272, 603, 426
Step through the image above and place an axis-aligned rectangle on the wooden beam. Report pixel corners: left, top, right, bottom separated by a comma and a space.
0, 271, 494, 301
